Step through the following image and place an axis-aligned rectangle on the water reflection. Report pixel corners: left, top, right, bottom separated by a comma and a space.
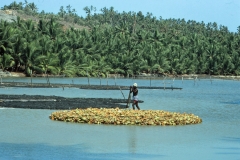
128, 126, 137, 154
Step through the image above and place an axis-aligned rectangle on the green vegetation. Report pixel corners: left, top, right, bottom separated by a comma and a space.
1, 1, 240, 77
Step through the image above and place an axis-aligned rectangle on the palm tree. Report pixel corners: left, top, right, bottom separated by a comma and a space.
28, 2, 38, 14
21, 40, 41, 76
35, 52, 59, 85
1, 4, 240, 78
36, 52, 59, 75
0, 53, 15, 70
46, 18, 62, 39
10, 33, 25, 71
58, 6, 66, 18
57, 49, 77, 77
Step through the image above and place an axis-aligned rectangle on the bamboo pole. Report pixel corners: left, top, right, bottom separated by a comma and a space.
150, 77, 151, 87
119, 86, 126, 99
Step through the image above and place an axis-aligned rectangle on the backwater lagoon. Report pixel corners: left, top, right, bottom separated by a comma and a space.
0, 77, 239, 160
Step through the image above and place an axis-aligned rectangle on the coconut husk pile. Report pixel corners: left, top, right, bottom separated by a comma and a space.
49, 108, 202, 126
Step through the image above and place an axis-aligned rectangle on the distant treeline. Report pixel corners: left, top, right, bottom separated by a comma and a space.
1, 1, 240, 77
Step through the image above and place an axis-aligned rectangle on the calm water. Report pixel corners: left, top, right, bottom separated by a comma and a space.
0, 77, 239, 160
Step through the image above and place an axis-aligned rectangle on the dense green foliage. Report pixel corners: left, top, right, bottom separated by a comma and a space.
1, 1, 240, 77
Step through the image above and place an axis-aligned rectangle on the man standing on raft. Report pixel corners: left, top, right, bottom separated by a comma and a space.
130, 83, 140, 110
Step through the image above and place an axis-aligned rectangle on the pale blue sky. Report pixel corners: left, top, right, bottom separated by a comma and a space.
1, 0, 240, 32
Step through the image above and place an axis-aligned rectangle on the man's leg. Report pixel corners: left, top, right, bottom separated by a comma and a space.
136, 101, 140, 110
132, 103, 135, 110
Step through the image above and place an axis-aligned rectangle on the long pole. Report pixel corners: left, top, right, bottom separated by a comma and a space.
30, 70, 32, 87
107, 73, 108, 86
87, 70, 90, 85
119, 86, 125, 99
150, 71, 152, 86
126, 88, 131, 108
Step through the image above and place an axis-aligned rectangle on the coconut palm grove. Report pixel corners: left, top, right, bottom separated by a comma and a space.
1, 1, 240, 77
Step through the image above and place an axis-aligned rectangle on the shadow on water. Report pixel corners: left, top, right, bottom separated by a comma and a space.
214, 137, 240, 155
0, 142, 164, 160
221, 100, 240, 105
221, 137, 240, 143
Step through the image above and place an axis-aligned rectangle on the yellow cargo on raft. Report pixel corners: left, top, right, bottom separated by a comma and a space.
49, 108, 202, 126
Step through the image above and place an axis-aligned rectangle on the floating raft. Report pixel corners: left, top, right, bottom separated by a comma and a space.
0, 94, 143, 109
49, 108, 202, 126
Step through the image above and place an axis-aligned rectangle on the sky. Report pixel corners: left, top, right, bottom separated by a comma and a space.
1, 0, 240, 32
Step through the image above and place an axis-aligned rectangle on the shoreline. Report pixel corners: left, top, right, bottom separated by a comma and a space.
3, 72, 240, 80
0, 82, 183, 90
